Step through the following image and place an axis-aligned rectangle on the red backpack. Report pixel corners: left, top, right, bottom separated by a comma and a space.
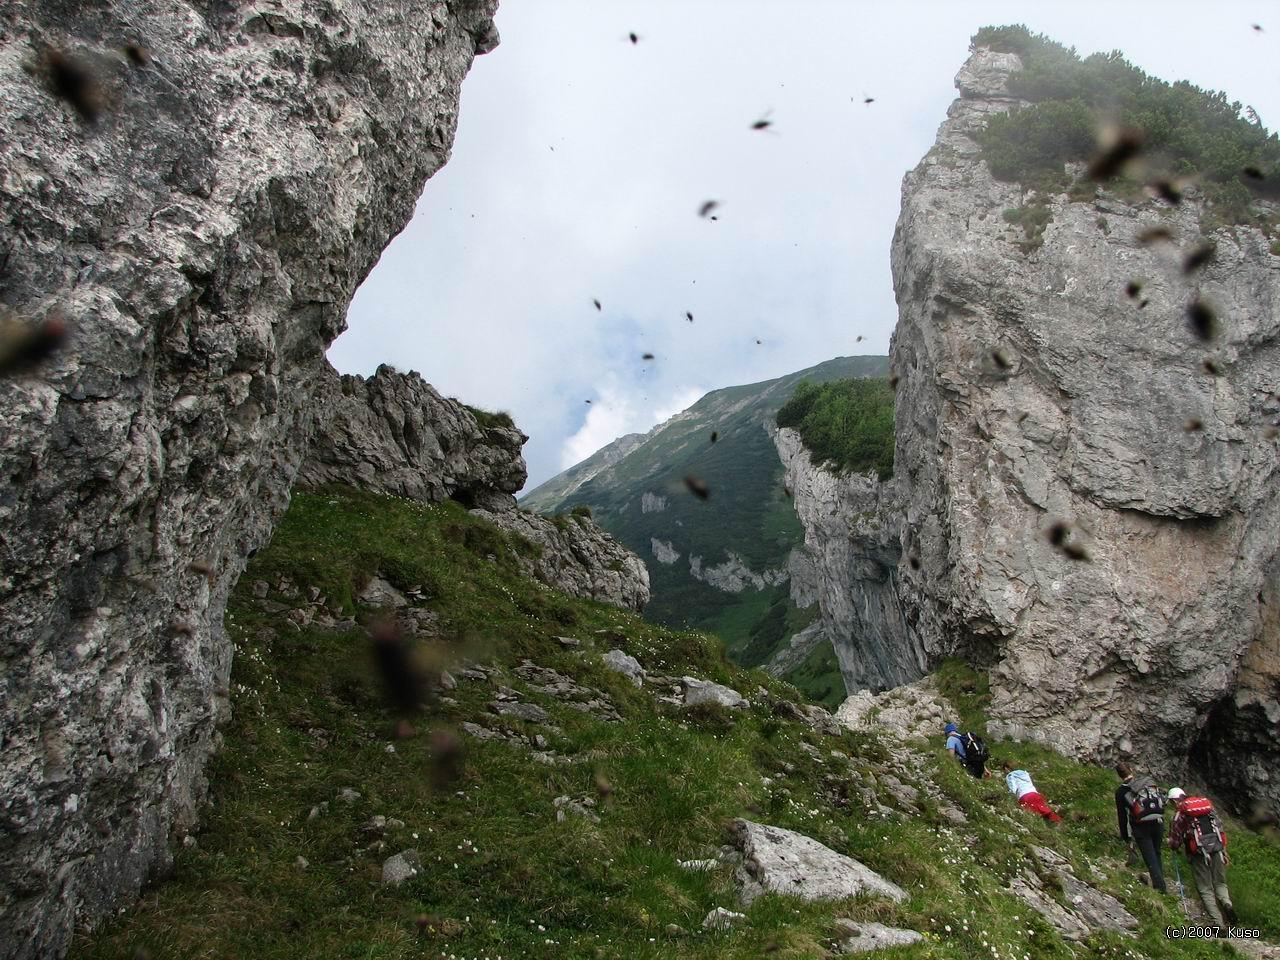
1181, 796, 1226, 856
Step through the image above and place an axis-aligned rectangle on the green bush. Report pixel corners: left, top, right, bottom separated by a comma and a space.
1002, 201, 1053, 251
979, 98, 1095, 186
775, 378, 895, 480
972, 25, 1280, 224
569, 504, 593, 520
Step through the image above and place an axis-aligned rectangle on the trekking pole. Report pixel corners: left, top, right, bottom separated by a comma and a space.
1173, 857, 1188, 916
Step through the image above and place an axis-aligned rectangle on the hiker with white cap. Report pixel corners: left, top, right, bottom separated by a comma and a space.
1167, 787, 1235, 928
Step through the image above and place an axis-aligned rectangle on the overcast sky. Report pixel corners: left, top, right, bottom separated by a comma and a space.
329, 1, 1280, 492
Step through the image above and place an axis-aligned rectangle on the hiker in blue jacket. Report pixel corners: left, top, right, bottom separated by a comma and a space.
944, 722, 989, 779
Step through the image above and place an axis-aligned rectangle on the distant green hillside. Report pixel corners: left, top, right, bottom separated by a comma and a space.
521, 432, 647, 515
521, 357, 890, 702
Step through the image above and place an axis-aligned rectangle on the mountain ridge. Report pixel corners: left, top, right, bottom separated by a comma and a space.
521, 355, 889, 706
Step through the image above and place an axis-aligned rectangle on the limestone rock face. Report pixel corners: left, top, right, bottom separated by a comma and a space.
836, 676, 950, 743
762, 621, 827, 679
862, 45, 1280, 812
299, 364, 528, 510
0, 2, 497, 956
1009, 847, 1138, 941
472, 508, 651, 613
688, 551, 788, 593
772, 424, 924, 692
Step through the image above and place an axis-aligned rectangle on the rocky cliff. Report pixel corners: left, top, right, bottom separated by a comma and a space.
837, 46, 1280, 814
299, 363, 650, 612
772, 425, 923, 692
299, 364, 528, 511
0, 3, 498, 956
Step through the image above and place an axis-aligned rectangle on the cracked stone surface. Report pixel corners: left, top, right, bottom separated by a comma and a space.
832, 919, 924, 954
0, 2, 497, 955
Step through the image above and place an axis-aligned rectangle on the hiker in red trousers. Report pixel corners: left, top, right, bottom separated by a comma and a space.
1001, 760, 1062, 822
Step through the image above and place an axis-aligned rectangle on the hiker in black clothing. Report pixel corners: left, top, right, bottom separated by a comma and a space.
1115, 762, 1167, 893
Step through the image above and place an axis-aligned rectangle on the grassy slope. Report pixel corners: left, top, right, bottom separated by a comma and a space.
523, 356, 889, 699
74, 488, 1278, 960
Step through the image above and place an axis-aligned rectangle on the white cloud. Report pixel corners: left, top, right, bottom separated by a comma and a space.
331, 0, 1280, 491
651, 386, 705, 426
560, 381, 638, 468
559, 381, 707, 469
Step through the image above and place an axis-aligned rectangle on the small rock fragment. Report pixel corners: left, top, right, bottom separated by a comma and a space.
488, 700, 550, 724
682, 677, 747, 709
381, 849, 421, 886
702, 907, 747, 931
602, 649, 645, 687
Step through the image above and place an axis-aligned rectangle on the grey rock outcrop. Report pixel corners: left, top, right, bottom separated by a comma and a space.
836, 676, 950, 743
688, 551, 788, 593
0, 2, 497, 956
473, 507, 650, 612
299, 364, 527, 510
601, 649, 645, 687
358, 576, 408, 609
297, 362, 649, 612
786, 545, 822, 610
650, 538, 680, 565
832, 919, 923, 954
820, 45, 1280, 812
772, 424, 923, 692
729, 819, 906, 905
682, 677, 748, 710
1009, 847, 1137, 941
762, 620, 829, 678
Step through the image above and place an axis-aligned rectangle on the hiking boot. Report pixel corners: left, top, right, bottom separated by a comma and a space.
1223, 903, 1237, 923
